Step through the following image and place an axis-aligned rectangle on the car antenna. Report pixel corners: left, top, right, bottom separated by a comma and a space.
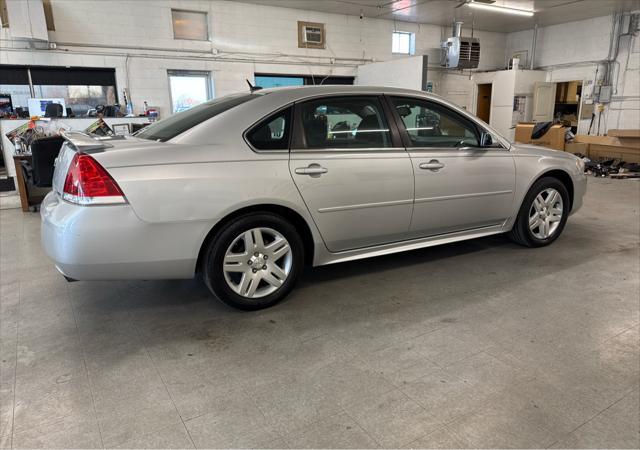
246, 79, 263, 93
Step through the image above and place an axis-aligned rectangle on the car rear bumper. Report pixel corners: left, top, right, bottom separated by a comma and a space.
40, 192, 204, 280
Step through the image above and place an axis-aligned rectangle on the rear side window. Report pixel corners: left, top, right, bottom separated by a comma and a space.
246, 107, 292, 151
135, 93, 258, 142
299, 96, 392, 149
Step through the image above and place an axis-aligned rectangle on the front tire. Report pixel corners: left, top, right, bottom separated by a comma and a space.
202, 213, 304, 310
508, 177, 570, 247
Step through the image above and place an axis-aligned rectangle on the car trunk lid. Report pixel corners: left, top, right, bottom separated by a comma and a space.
52, 132, 161, 196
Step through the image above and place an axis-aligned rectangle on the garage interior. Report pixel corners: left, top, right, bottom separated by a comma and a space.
1, 0, 639, 449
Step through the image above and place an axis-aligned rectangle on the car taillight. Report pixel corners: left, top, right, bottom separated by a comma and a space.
62, 153, 126, 205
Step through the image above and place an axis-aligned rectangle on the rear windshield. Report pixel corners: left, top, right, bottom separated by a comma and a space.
135, 93, 259, 142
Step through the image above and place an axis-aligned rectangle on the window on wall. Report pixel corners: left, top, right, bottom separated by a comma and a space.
171, 9, 208, 40
168, 70, 212, 114
43, 0, 55, 31
0, 0, 9, 28
31, 67, 116, 117
255, 76, 304, 89
0, 65, 117, 117
0, 0, 55, 30
392, 31, 415, 55
254, 73, 354, 88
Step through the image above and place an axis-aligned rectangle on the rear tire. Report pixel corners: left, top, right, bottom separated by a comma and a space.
202, 213, 304, 310
508, 177, 570, 248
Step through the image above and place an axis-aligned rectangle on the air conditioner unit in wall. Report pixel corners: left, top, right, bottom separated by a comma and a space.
441, 22, 480, 69
298, 21, 325, 49
303, 25, 323, 44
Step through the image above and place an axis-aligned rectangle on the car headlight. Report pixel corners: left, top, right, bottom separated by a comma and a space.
576, 158, 585, 173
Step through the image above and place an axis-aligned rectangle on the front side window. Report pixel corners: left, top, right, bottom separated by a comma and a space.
135, 93, 257, 142
246, 107, 292, 150
299, 96, 392, 149
390, 97, 479, 148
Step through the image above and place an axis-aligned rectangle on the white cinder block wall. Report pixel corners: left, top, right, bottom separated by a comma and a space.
1, 0, 507, 118
506, 14, 640, 134
1, 1, 637, 135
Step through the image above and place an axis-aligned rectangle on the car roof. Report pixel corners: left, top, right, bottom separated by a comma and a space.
253, 84, 441, 102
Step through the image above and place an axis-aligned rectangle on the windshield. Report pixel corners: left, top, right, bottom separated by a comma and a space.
135, 93, 259, 142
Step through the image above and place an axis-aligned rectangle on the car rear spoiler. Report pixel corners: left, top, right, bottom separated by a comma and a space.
60, 131, 115, 153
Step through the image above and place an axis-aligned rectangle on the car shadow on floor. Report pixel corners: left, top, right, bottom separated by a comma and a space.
65, 225, 606, 374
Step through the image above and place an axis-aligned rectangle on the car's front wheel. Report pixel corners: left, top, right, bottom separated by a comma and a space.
202, 213, 304, 310
508, 177, 570, 247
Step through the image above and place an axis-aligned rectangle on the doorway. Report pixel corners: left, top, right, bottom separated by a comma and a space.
476, 83, 492, 123
532, 80, 583, 133
554, 80, 582, 134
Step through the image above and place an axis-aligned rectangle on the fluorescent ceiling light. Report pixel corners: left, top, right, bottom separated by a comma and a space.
468, 2, 534, 16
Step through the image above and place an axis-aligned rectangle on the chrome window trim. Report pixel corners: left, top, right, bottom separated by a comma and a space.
406, 146, 510, 153
290, 147, 407, 154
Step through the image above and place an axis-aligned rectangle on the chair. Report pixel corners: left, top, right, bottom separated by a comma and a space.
44, 103, 63, 118
15, 107, 29, 118
30, 136, 64, 187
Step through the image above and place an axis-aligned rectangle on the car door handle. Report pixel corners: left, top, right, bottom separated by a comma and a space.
295, 164, 328, 176
419, 160, 445, 171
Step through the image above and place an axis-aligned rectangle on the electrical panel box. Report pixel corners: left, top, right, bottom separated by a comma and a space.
593, 85, 612, 103
599, 85, 612, 103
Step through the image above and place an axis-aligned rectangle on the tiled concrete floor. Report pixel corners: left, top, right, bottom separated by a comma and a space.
1, 178, 639, 449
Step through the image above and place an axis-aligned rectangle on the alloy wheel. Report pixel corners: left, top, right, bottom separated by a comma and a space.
529, 188, 563, 239
222, 227, 292, 298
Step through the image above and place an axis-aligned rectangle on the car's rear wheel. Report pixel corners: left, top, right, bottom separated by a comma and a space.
202, 213, 304, 310
508, 177, 570, 247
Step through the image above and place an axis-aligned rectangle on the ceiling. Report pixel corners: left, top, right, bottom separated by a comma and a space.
235, 0, 637, 32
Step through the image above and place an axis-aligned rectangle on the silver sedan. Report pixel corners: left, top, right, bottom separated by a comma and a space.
41, 86, 587, 310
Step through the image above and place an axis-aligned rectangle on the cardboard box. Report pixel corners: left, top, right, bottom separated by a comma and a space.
575, 133, 640, 148
565, 142, 589, 154
533, 131, 565, 151
589, 144, 640, 163
573, 133, 640, 162
514, 123, 535, 144
608, 130, 640, 149
574, 135, 620, 146
514, 123, 566, 151
608, 129, 640, 138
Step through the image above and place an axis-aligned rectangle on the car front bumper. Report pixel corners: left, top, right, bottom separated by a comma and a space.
570, 171, 587, 214
40, 192, 205, 280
